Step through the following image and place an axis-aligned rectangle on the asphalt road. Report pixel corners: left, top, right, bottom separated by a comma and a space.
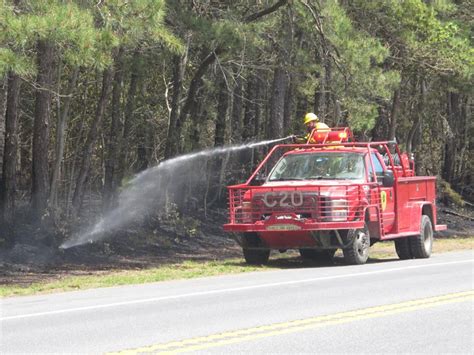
2, 250, 473, 354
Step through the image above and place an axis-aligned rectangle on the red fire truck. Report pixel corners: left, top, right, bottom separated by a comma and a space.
224, 127, 447, 265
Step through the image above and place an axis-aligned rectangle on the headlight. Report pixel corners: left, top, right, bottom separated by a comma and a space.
330, 199, 348, 221
241, 201, 253, 223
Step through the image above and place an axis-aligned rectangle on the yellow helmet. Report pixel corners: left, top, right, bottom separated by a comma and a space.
304, 112, 319, 125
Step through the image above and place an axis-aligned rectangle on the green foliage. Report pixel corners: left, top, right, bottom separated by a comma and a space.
1, 0, 118, 74
99, 0, 183, 53
325, 1, 400, 127
0, 3, 31, 75
0, 47, 34, 77
294, 1, 400, 132
170, 8, 242, 53
347, 0, 473, 79
1, 0, 182, 76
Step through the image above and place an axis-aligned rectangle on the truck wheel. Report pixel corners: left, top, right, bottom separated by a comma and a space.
299, 249, 336, 263
410, 215, 433, 258
395, 238, 413, 260
343, 224, 370, 265
243, 248, 270, 265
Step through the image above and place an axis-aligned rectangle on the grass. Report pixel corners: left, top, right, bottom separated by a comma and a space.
1, 236, 472, 298
0, 260, 265, 298
370, 235, 473, 259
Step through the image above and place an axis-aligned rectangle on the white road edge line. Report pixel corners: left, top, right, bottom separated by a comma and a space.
2, 258, 473, 321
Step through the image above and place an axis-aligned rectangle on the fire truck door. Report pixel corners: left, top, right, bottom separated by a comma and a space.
370, 153, 395, 233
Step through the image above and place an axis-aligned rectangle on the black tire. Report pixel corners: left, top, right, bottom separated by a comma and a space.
299, 249, 336, 263
243, 248, 270, 265
395, 238, 413, 260
343, 224, 370, 265
410, 215, 433, 258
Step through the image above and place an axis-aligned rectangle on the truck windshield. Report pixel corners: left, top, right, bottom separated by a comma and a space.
267, 152, 365, 181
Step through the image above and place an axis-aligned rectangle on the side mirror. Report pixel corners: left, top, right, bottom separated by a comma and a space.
382, 170, 395, 187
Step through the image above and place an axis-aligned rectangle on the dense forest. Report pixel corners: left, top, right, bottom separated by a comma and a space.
0, 0, 472, 247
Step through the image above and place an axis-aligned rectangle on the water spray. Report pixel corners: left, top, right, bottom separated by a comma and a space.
60, 136, 294, 249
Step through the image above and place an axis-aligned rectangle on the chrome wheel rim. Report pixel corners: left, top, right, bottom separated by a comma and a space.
424, 223, 433, 251
356, 230, 369, 258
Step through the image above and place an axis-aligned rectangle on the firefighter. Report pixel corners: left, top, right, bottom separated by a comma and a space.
293, 112, 329, 143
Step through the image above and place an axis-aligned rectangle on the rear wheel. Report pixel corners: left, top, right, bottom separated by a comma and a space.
343, 224, 370, 265
243, 248, 270, 265
410, 215, 433, 258
299, 249, 336, 263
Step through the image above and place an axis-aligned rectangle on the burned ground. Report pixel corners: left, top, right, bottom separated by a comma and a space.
0, 209, 240, 287
0, 206, 472, 288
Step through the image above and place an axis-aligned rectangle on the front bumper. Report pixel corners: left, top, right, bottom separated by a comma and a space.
224, 218, 365, 232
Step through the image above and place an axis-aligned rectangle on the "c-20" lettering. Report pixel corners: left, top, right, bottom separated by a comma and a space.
262, 191, 304, 208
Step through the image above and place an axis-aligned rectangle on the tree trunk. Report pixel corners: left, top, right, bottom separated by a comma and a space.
32, 40, 55, 220
180, 49, 221, 124
269, 66, 286, 139
103, 48, 124, 210
455, 95, 469, 184
443, 91, 461, 184
166, 48, 221, 157
189, 103, 204, 152
164, 54, 186, 159
136, 70, 150, 173
49, 67, 79, 209
295, 95, 308, 130
243, 75, 256, 141
214, 73, 228, 147
283, 76, 293, 136
117, 52, 140, 183
334, 99, 342, 125
263, 74, 272, 140
136, 119, 149, 172
231, 77, 243, 143
0, 72, 20, 224
253, 75, 265, 139
0, 76, 7, 176
72, 68, 113, 215
388, 88, 400, 141
407, 79, 425, 156
208, 73, 229, 207
314, 69, 325, 119
65, 91, 88, 217
371, 97, 390, 141
314, 46, 326, 120
324, 57, 333, 123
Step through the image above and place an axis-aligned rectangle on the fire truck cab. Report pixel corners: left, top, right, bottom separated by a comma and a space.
224, 127, 447, 265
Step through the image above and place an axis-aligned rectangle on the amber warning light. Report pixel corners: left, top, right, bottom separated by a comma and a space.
311, 127, 352, 144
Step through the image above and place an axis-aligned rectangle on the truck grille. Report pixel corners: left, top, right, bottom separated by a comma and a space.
228, 185, 367, 224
